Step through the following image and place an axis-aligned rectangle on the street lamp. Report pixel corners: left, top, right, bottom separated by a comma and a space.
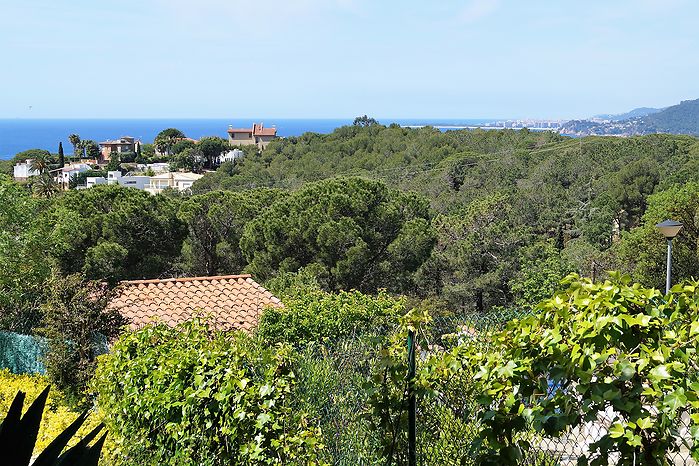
655, 219, 683, 293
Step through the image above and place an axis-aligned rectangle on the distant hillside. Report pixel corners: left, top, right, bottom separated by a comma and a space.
561, 99, 699, 136
644, 99, 699, 134
593, 107, 663, 121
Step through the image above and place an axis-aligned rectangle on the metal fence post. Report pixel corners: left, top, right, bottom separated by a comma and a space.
408, 329, 416, 466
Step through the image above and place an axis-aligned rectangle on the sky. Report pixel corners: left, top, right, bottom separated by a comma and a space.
1, 0, 697, 119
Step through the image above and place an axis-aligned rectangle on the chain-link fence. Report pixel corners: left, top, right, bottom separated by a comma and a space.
0, 331, 110, 376
295, 311, 699, 466
0, 331, 48, 374
416, 313, 699, 466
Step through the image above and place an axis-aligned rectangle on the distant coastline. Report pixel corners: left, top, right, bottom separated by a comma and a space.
0, 118, 502, 159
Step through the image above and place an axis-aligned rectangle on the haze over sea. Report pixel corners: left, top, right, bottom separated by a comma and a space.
0, 118, 496, 160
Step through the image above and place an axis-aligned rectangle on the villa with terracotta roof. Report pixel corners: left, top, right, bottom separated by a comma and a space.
110, 274, 282, 332
98, 136, 139, 161
227, 123, 277, 149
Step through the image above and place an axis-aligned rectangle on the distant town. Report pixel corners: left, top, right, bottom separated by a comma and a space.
11, 122, 277, 194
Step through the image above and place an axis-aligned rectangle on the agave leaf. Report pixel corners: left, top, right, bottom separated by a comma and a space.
0, 390, 26, 443
56, 423, 104, 466
12, 385, 50, 466
33, 411, 89, 466
78, 433, 107, 466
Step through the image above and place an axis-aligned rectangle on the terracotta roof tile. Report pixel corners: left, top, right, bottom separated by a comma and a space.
110, 274, 281, 332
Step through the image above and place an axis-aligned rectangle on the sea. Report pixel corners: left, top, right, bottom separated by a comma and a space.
0, 118, 498, 160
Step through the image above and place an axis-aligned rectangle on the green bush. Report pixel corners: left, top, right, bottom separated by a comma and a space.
460, 273, 699, 465
39, 274, 125, 406
257, 289, 405, 347
92, 320, 327, 466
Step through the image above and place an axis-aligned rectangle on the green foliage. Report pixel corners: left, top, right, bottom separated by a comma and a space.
428, 193, 528, 311
29, 152, 52, 175
460, 274, 699, 465
80, 140, 100, 160
153, 128, 185, 156
138, 143, 155, 162
608, 157, 660, 230
10, 148, 54, 166
353, 115, 379, 127
93, 320, 327, 466
0, 176, 54, 332
32, 173, 60, 198
68, 134, 81, 157
171, 139, 196, 155
170, 146, 203, 172
177, 188, 284, 275
0, 385, 105, 465
642, 98, 699, 135
70, 170, 107, 189
241, 177, 435, 293
263, 265, 326, 297
105, 154, 122, 172
293, 339, 384, 465
51, 185, 186, 282
257, 289, 405, 347
509, 239, 573, 308
58, 142, 66, 168
0, 370, 105, 455
38, 274, 126, 404
363, 309, 440, 465
614, 182, 699, 288
197, 136, 229, 169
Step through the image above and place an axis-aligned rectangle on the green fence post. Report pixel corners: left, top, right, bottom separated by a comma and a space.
408, 329, 416, 466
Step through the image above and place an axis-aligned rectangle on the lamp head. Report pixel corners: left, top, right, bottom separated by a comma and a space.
655, 219, 683, 239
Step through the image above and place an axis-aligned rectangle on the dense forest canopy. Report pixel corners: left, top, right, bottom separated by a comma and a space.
3, 123, 699, 331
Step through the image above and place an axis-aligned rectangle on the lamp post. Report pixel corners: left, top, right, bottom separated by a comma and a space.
655, 220, 683, 294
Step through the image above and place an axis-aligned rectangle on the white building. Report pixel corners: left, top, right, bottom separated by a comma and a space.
134, 163, 170, 174
56, 163, 92, 189
85, 171, 151, 190
145, 172, 203, 195
220, 149, 245, 164
13, 159, 40, 181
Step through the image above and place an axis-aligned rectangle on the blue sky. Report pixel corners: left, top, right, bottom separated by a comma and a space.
1, 0, 697, 119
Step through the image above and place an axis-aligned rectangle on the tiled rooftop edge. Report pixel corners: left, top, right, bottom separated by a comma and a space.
121, 274, 253, 285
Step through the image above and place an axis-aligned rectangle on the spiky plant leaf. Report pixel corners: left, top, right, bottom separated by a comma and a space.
6, 385, 51, 466
0, 389, 26, 440
56, 423, 104, 466
33, 411, 89, 466
79, 433, 107, 466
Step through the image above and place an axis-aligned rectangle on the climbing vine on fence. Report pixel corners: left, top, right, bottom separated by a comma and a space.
464, 273, 699, 465
366, 274, 699, 465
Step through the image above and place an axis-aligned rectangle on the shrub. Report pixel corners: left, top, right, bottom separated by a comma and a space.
39, 274, 126, 405
463, 273, 699, 465
92, 320, 327, 466
257, 289, 405, 347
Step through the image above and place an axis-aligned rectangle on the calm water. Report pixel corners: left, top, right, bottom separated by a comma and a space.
0, 118, 497, 159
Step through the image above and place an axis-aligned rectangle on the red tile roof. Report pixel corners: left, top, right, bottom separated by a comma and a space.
110, 274, 281, 332
253, 123, 277, 136
227, 123, 277, 137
